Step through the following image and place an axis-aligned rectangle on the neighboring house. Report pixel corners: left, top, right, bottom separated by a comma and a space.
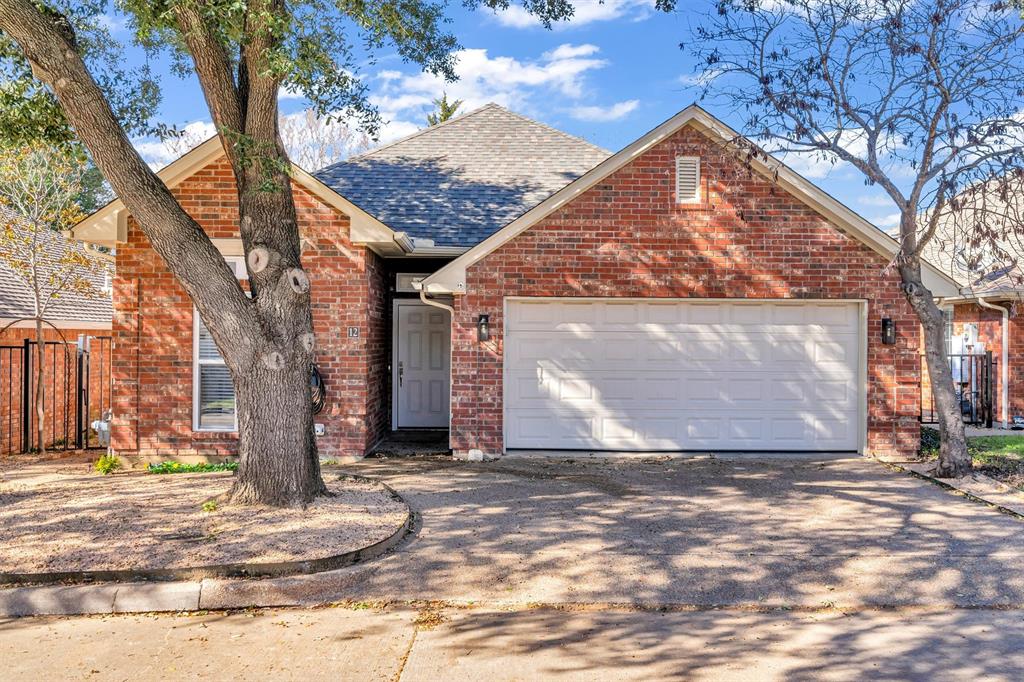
0, 229, 113, 454
71, 103, 958, 461
0, 226, 113, 340
912, 197, 1024, 428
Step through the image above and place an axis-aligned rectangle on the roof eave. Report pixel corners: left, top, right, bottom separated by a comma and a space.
71, 138, 407, 254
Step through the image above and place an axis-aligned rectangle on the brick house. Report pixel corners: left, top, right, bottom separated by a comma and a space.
71, 103, 958, 461
916, 222, 1024, 428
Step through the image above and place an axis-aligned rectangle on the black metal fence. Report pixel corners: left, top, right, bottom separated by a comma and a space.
0, 335, 112, 455
920, 352, 995, 427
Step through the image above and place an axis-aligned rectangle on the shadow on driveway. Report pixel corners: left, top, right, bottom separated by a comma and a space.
339, 456, 1024, 608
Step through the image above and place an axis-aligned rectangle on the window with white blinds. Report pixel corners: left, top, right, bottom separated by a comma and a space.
676, 156, 701, 203
192, 255, 244, 431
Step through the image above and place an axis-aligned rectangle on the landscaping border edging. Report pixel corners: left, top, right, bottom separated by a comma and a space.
889, 461, 1024, 520
0, 475, 413, 587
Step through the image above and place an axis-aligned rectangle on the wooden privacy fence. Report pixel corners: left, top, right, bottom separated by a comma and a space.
0, 335, 112, 455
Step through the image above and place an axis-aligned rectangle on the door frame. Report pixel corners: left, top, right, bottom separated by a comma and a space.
502, 296, 868, 455
391, 299, 452, 430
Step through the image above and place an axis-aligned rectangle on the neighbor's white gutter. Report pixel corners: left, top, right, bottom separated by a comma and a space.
977, 297, 1010, 429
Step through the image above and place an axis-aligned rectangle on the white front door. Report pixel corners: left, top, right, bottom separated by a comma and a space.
394, 302, 450, 428
504, 299, 862, 452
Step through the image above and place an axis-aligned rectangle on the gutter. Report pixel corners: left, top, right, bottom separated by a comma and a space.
417, 286, 454, 314
976, 297, 1010, 429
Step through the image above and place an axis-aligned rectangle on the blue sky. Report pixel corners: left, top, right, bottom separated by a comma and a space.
112, 0, 899, 230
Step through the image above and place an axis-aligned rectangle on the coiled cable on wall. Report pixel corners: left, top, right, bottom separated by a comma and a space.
311, 365, 326, 415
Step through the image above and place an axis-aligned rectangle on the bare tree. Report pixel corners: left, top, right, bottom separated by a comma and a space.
691, 0, 1024, 475
279, 109, 371, 170
158, 110, 370, 172
0, 144, 107, 453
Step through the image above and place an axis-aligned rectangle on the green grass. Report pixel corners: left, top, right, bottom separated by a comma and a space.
922, 427, 1024, 488
146, 461, 238, 474
967, 436, 1024, 464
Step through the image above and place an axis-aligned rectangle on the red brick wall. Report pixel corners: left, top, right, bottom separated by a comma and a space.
0, 326, 111, 455
110, 155, 385, 459
952, 302, 1024, 422
450, 124, 921, 459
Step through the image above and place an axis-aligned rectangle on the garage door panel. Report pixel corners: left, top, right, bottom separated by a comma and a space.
505, 300, 860, 451
507, 331, 857, 370
507, 369, 854, 411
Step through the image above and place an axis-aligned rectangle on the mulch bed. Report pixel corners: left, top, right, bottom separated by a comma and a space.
0, 463, 409, 575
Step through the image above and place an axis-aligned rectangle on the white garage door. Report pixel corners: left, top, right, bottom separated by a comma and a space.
504, 299, 861, 452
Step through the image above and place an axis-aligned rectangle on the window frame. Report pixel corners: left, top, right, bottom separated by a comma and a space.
192, 254, 246, 432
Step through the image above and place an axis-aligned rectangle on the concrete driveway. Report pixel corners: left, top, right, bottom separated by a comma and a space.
335, 455, 1024, 608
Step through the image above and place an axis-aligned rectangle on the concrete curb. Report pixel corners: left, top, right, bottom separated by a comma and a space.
889, 461, 1024, 519
0, 478, 414, 617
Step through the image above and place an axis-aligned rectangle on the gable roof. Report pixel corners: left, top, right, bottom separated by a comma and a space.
314, 103, 611, 247
1, 218, 112, 328
72, 137, 410, 255
420, 104, 961, 297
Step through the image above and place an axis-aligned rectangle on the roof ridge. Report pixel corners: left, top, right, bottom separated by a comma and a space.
495, 106, 611, 156
339, 103, 502, 165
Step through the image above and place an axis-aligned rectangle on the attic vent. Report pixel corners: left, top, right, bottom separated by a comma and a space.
675, 156, 701, 203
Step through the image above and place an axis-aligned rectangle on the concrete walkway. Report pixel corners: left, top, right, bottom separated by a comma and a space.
4, 604, 1024, 681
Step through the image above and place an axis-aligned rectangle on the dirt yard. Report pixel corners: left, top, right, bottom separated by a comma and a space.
0, 459, 409, 575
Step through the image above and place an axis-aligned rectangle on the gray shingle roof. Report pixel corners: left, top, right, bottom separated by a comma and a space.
314, 103, 611, 247
0, 217, 112, 325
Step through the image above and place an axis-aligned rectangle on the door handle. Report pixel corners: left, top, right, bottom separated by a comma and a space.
398, 361, 404, 387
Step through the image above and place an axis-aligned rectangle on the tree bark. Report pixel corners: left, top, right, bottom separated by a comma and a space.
33, 316, 45, 453
230, 359, 326, 506
899, 261, 972, 477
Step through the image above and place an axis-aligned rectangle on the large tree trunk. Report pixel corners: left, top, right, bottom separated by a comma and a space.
899, 262, 971, 477
33, 317, 45, 453
230, 359, 326, 506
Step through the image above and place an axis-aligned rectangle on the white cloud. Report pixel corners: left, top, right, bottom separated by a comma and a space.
858, 193, 897, 207
544, 44, 601, 60
493, 0, 654, 29
96, 13, 127, 34
570, 99, 639, 122
870, 212, 902, 230
369, 44, 609, 126
134, 120, 217, 170
278, 85, 305, 101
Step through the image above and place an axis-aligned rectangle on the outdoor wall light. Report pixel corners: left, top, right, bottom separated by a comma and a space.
477, 314, 491, 342
881, 317, 896, 345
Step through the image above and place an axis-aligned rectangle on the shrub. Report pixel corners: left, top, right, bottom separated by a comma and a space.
94, 454, 121, 475
147, 461, 238, 474
201, 500, 218, 513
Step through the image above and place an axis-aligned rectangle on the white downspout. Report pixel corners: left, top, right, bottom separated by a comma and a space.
418, 288, 454, 314
976, 297, 1009, 429
418, 287, 456, 453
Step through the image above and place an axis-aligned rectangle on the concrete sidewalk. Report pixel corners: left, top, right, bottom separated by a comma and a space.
3, 604, 1024, 681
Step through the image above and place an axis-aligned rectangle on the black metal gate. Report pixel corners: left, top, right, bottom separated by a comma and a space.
0, 334, 112, 455
920, 352, 995, 427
